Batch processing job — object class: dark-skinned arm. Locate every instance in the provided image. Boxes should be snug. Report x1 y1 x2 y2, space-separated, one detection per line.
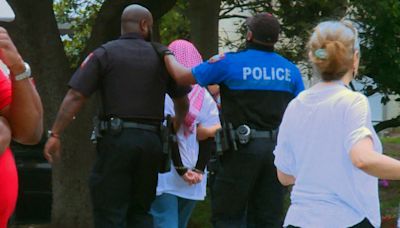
164 55 196 86
0 116 11 155
0 27 43 144
5 77 43 144
43 89 87 163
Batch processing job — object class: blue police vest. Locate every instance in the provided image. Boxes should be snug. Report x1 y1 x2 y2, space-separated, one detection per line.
192 47 304 130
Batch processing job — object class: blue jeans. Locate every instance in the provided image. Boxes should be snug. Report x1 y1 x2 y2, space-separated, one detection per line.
150 193 197 228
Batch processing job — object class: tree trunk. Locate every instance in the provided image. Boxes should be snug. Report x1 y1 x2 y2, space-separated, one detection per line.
3 0 95 227
2 0 176 227
187 0 221 59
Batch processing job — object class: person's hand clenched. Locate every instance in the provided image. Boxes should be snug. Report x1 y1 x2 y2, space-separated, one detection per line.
151 42 174 59
0 27 25 75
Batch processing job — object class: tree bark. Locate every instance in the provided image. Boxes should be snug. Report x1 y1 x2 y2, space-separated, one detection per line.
187 0 221 59
2 0 176 227
374 115 400 133
3 0 95 227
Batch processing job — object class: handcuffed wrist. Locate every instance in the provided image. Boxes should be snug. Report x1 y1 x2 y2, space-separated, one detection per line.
192 168 204 174
175 166 188 176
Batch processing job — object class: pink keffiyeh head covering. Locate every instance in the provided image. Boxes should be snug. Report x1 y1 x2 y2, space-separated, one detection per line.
168 40 205 137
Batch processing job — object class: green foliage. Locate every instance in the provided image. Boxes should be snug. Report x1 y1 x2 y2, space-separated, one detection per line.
276 0 348 62
381 137 400 144
53 0 103 68
350 0 400 99
219 0 348 62
159 0 190 45
53 0 400 118
54 0 189 65
221 1 400 107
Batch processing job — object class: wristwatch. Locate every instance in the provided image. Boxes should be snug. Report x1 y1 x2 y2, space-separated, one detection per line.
14 62 31 81
47 130 60 139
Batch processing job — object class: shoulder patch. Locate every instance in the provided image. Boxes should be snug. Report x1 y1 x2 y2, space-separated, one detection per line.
80 52 94 68
208 53 225 63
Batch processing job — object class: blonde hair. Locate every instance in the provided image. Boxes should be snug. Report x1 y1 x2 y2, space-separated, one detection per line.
308 20 360 81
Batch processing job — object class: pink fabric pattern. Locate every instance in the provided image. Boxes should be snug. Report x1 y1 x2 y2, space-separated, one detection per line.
168 40 205 137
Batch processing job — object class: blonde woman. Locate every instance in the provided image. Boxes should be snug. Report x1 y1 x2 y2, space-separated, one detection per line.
274 20 400 228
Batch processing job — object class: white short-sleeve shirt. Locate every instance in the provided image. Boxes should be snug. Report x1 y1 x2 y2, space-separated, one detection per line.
156 91 220 200
274 83 382 228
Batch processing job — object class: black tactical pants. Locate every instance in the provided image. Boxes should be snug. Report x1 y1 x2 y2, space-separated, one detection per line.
89 128 163 228
211 138 284 228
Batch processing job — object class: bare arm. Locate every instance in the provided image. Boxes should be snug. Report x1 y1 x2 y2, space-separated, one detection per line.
0 27 43 144
0 116 11 155
196 123 221 141
43 89 87 163
164 55 197 86
277 170 295 186
49 89 87 136
350 137 400 180
4 78 43 144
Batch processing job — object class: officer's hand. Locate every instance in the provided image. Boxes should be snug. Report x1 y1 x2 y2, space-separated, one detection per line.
44 137 61 164
0 27 25 75
151 42 173 59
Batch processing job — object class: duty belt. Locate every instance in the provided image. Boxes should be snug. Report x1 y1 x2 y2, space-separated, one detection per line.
99 117 159 133
235 124 277 144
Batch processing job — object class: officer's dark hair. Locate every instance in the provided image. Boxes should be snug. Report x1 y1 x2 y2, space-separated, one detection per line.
246 13 280 45
308 20 360 81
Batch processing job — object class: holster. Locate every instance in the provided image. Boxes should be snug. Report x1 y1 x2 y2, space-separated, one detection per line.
215 122 278 153
159 115 174 173
214 121 238 155
90 116 104 144
90 116 125 144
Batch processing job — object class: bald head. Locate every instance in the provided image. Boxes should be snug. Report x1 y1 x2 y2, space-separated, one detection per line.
121 4 153 40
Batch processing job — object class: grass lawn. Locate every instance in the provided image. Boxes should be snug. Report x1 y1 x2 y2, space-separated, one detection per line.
188 137 400 228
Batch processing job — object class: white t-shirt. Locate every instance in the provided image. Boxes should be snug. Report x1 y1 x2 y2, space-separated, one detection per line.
156 91 220 200
274 83 382 228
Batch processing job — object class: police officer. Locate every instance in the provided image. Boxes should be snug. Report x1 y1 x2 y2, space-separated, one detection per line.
43 4 190 228
156 13 305 228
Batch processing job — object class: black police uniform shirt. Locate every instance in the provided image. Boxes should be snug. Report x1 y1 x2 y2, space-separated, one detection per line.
192 44 305 130
68 33 190 122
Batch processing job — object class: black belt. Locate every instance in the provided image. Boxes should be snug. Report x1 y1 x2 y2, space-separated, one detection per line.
249 129 277 139
235 124 277 144
99 118 159 133
121 122 159 132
